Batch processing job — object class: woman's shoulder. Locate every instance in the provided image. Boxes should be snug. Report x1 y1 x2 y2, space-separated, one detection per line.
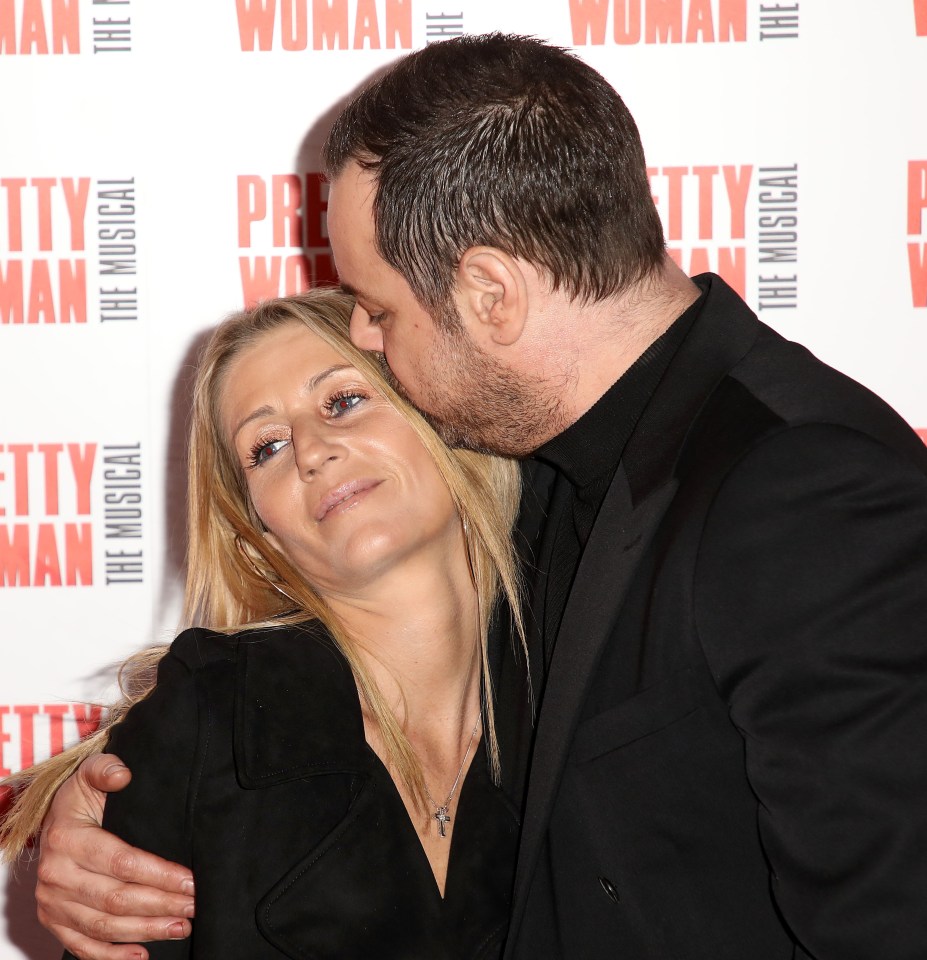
165 619 338 675
136 619 347 751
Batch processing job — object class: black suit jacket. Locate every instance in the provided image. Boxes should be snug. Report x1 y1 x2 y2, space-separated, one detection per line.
502 274 927 959
80 622 519 960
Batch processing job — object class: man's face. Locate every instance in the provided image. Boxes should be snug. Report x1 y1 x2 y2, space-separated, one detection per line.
327 162 562 457
327 163 448 418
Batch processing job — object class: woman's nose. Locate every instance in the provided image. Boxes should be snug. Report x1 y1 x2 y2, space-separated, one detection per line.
292 428 341 480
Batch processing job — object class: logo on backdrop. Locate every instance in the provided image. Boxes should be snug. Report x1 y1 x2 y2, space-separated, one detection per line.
238 172 337 305
235 0 412 51
0 0 133 55
0 443 96 587
648 161 798 311
908 161 927 308
0 441 144 587
425 8 463 42
0 704 103 776
0 176 140 324
101 442 144 585
567 0 798 45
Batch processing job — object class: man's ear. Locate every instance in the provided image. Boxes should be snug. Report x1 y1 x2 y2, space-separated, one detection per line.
455 247 529 347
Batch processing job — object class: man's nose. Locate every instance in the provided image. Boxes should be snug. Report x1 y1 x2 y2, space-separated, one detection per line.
349 304 385 352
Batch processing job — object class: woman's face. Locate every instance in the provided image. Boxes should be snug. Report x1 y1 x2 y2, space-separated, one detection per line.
220 322 462 598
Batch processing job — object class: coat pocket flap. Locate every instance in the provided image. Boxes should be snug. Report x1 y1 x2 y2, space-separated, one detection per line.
571 666 719 763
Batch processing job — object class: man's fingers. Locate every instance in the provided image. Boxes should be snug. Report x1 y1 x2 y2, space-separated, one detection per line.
79 873 195 920
40 895 191 947
78 753 133 795
37 854 195 920
34 755 195 953
104 844 194 895
41 817 194 897
49 922 150 960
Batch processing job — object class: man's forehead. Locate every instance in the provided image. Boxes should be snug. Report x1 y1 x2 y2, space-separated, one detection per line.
328 161 378 223
330 246 383 309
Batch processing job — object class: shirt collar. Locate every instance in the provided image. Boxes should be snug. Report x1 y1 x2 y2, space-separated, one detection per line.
534 282 707 490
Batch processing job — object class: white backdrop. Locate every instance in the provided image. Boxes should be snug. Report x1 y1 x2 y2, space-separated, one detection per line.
2 1 926 955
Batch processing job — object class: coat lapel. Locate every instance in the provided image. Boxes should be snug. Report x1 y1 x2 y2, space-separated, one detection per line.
233 622 513 960
233 621 370 787
233 624 448 959
255 773 455 960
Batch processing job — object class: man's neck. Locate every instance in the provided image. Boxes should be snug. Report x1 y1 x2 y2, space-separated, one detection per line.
560 260 700 426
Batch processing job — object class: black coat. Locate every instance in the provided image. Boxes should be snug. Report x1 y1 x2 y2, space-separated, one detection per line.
82 622 520 959
501 274 927 959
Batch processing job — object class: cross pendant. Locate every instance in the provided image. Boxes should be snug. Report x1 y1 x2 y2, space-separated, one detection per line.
434 806 451 838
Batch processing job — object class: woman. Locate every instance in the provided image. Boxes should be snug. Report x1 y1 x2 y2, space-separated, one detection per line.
1 289 527 959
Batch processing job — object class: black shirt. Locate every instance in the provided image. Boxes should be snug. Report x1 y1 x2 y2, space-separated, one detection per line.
530 288 705 663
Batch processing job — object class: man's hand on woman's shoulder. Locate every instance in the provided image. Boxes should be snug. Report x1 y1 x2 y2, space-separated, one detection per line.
36 753 195 960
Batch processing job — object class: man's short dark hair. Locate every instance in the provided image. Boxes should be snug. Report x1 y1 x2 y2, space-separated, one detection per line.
323 33 666 315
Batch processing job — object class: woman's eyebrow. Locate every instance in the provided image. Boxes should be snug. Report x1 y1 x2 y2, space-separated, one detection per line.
304 363 354 393
231 364 355 442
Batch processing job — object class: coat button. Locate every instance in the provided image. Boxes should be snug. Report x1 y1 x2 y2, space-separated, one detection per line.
598 876 620 903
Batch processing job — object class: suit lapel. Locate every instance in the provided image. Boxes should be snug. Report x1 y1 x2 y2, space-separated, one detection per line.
508 470 679 944
506 274 763 950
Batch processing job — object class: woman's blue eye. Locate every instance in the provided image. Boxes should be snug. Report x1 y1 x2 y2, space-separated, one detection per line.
326 392 366 417
248 438 288 467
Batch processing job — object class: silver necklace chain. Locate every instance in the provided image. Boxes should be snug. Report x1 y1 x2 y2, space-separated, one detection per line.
422 713 481 839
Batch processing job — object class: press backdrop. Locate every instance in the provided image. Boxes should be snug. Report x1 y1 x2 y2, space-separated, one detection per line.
2 2 926 955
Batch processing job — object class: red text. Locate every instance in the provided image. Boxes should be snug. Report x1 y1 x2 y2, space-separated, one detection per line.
0 703 102 775
569 0 746 45
909 161 927 307
0 0 79 54
236 0 412 51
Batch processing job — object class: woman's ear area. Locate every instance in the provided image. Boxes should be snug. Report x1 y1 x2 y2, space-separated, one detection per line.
454 247 529 347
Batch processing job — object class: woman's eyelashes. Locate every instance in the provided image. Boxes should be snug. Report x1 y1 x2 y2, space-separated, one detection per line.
323 389 370 418
247 434 290 468
245 389 372 468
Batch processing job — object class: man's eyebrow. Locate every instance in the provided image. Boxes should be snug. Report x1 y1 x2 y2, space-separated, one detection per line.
339 283 379 307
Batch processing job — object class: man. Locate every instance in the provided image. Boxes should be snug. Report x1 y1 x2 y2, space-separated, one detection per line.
31 35 927 959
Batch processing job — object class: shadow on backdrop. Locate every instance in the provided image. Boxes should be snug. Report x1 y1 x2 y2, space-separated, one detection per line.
294 61 394 275
158 327 218 622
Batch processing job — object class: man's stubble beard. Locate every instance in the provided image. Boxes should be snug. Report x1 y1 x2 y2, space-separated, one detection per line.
376 308 570 458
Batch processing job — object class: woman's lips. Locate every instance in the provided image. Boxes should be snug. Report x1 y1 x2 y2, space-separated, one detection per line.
315 479 382 521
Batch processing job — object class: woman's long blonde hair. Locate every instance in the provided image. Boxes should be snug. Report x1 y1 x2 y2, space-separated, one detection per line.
1 289 525 860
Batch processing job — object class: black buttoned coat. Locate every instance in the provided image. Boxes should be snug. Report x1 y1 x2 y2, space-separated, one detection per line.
70 622 519 959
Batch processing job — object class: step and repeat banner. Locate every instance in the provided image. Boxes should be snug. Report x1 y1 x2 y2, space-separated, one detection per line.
2 1 926 954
